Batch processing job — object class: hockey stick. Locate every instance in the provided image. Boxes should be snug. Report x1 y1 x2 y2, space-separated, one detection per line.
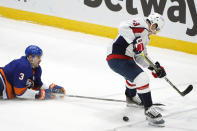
143 55 193 96
63 94 165 106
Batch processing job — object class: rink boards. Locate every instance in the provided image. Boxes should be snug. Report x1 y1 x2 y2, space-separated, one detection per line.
0 1 196 55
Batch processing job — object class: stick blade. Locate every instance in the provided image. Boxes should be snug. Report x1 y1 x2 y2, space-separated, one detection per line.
182 85 193 96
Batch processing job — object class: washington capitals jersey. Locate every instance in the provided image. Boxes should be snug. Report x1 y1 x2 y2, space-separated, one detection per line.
1 56 43 98
107 18 150 68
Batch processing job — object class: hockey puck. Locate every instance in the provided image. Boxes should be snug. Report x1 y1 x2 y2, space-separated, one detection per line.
123 116 129 122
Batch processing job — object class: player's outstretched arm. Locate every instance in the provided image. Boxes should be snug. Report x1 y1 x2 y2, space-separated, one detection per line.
35 84 66 100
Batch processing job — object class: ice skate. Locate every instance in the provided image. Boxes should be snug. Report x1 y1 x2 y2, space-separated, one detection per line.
126 95 143 107
145 106 165 127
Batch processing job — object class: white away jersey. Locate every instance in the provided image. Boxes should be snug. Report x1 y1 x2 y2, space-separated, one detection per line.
107 18 150 68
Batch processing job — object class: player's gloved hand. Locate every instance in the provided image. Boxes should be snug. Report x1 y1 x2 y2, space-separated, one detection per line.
26 79 34 88
133 37 144 54
35 88 46 100
35 84 65 100
148 62 166 78
49 84 66 95
35 88 55 100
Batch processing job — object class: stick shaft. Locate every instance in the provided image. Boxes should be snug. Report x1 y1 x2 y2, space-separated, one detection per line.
64 94 165 106
164 77 183 95
67 94 125 102
143 55 183 96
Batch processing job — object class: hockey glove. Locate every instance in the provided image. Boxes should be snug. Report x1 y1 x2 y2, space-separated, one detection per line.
133 37 144 54
148 62 166 78
35 88 55 100
35 84 66 100
35 88 46 100
49 84 66 95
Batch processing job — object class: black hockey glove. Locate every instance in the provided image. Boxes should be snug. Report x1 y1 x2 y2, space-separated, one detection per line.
148 62 166 78
133 37 144 54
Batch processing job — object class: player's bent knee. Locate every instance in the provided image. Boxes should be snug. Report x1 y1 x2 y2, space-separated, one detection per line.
134 72 149 86
134 72 150 94
125 80 136 89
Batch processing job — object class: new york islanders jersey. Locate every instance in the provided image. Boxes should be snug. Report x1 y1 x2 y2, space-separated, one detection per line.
0 56 43 99
107 18 150 68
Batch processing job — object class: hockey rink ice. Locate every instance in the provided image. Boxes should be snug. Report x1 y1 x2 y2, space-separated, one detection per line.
0 17 197 131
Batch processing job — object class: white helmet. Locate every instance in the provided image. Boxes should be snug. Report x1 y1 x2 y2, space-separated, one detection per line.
147 13 165 31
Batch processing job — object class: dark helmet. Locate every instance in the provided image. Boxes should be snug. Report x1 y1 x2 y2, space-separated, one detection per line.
25 45 43 57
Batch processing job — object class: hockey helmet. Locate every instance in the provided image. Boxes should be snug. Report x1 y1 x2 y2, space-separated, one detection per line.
147 13 165 31
25 45 43 57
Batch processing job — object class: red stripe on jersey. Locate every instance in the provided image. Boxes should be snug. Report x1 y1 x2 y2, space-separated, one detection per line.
106 54 134 61
126 80 136 87
136 84 149 90
131 28 145 34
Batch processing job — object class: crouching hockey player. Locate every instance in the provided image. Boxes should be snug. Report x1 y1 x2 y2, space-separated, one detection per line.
0 45 65 100
106 13 166 127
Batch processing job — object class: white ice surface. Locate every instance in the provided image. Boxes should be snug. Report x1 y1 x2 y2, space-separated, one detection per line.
0 17 197 131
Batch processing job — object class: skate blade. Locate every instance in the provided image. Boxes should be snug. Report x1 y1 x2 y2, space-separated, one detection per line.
148 121 165 127
146 117 165 127
126 103 143 108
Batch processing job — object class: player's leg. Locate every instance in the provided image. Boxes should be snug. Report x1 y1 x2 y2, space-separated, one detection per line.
125 80 142 106
131 72 165 127
0 72 5 99
107 59 143 105
107 59 164 126
108 59 144 105
0 80 3 99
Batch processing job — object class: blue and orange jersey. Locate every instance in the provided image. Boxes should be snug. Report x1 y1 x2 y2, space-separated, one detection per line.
0 56 43 99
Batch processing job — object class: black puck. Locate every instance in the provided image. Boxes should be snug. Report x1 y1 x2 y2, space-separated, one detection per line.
123 116 129 122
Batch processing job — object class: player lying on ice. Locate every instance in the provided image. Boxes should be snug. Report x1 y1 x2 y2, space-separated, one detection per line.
0 45 65 100
106 13 166 127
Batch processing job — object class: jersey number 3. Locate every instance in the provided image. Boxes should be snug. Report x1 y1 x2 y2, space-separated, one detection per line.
19 73 24 80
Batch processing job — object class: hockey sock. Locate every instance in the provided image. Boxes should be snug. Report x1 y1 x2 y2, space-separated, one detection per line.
138 92 153 109
125 87 137 98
